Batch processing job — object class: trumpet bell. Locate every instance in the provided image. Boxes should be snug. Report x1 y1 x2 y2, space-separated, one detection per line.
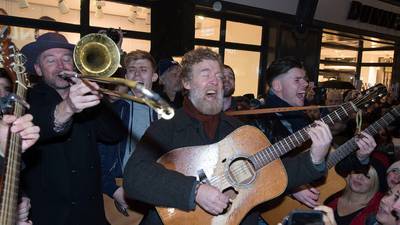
74 33 120 77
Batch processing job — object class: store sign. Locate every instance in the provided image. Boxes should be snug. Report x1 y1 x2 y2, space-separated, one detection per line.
347 1 400 30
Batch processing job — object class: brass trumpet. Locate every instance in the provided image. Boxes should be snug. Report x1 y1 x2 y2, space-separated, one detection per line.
67 33 174 120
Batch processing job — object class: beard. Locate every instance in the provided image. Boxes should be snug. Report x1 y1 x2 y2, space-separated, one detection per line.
189 88 223 115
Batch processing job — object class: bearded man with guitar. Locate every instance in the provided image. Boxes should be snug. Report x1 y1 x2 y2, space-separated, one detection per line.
123 49 334 225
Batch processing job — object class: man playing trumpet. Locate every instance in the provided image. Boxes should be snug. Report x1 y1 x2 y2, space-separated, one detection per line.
21 32 126 225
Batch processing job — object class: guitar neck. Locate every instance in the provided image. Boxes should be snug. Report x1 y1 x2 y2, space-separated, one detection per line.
0 85 27 225
251 102 357 170
326 105 400 169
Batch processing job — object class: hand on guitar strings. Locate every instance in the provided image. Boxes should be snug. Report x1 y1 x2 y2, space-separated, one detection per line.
292 187 320 208
195 184 230 215
0 114 40 154
354 132 376 162
308 120 333 165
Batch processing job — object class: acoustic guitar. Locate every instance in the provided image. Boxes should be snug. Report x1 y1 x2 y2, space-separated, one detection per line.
0 28 30 225
262 103 400 225
155 84 387 225
103 178 144 225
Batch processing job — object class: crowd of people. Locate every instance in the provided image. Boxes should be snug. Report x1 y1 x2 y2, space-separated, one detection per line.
0 21 400 225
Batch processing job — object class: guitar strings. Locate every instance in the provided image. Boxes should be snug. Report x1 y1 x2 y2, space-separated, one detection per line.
208 106 352 186
205 98 368 188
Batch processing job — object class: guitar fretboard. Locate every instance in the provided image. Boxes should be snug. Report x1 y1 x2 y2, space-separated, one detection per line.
0 47 28 225
326 105 400 168
250 102 357 170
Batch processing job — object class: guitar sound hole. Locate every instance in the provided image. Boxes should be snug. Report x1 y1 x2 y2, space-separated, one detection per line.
227 157 256 187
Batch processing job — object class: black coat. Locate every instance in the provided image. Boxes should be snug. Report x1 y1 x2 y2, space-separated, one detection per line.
22 82 126 225
123 108 326 225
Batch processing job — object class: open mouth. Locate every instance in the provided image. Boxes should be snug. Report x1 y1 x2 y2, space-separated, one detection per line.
205 90 218 99
296 92 305 99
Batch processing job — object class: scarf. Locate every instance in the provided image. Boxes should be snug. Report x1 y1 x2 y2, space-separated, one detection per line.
183 97 220 140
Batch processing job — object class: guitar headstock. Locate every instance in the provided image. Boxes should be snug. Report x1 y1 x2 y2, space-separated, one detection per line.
352 84 387 110
0 34 29 90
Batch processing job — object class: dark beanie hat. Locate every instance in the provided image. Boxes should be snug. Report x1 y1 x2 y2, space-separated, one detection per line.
157 59 179 77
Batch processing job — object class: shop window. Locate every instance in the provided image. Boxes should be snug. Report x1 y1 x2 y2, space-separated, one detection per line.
5 27 79 50
319 29 395 89
0 0 80 24
362 50 394 63
363 39 394 48
90 1 150 33
226 21 261 45
320 47 357 63
122 38 150 53
195 16 220 41
318 63 356 82
360 66 392 88
224 49 260 96
322 32 359 47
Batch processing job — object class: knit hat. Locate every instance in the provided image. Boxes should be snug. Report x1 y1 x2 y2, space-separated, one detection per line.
387 160 400 174
157 59 179 77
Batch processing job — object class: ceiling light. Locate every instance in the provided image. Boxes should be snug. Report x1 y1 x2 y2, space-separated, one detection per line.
128 6 138 24
58 0 70 14
95 0 105 18
212 1 222 12
18 0 29 8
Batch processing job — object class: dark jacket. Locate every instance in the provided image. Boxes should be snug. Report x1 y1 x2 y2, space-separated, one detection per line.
251 92 310 145
22 81 126 225
123 108 326 225
98 99 157 197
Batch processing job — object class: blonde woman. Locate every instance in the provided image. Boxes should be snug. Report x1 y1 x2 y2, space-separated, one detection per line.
316 184 400 225
325 153 389 225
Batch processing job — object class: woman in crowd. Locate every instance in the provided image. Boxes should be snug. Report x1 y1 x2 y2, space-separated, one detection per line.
317 184 400 225
324 152 390 225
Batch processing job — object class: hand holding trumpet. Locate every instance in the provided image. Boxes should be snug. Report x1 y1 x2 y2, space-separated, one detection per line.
55 71 102 126
65 78 101 114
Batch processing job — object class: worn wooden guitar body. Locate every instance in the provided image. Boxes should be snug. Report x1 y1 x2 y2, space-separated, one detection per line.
157 126 287 225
